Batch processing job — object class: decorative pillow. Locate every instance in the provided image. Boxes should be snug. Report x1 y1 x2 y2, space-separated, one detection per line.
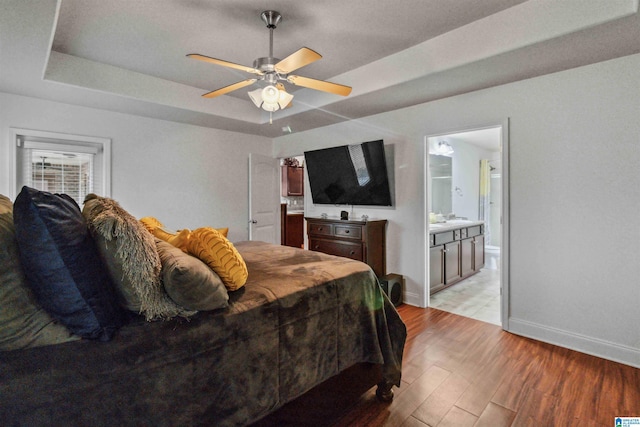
82 195 195 321
0 194 10 215
209 226 229 238
13 187 124 341
154 227 191 252
139 216 163 233
0 194 79 351
156 239 229 311
186 227 248 291
140 217 229 247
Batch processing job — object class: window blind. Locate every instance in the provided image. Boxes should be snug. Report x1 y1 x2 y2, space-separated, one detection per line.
17 137 101 205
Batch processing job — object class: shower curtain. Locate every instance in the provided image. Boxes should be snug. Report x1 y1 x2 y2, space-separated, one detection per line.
479 159 491 245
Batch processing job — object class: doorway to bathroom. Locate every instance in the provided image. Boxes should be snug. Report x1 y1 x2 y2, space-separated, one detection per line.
426 124 509 328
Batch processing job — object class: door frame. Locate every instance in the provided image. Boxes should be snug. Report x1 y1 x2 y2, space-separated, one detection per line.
424 119 510 331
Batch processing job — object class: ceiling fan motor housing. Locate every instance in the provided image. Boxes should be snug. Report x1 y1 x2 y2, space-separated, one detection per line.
253 57 280 73
253 57 282 85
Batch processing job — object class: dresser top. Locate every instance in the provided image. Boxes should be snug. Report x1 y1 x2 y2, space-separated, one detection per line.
305 216 387 226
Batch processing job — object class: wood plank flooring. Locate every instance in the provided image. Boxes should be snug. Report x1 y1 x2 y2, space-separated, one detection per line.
259 305 640 426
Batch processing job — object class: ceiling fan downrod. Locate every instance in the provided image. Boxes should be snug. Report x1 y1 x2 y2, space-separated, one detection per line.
261 10 281 59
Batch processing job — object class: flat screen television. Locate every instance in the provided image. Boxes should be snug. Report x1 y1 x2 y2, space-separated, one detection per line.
304 139 392 206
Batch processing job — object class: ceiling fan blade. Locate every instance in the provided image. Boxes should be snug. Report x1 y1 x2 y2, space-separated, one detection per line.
275 47 322 74
287 75 352 96
202 78 257 98
187 54 262 75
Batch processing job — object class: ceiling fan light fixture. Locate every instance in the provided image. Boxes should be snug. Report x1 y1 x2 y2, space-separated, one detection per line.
261 101 280 112
248 88 263 108
262 85 280 104
277 90 294 109
248 85 294 112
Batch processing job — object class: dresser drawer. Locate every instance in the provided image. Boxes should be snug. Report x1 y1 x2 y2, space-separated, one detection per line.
308 222 333 236
334 225 362 240
309 239 364 261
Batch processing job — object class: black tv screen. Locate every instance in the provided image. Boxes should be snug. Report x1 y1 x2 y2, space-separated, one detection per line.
304 140 392 206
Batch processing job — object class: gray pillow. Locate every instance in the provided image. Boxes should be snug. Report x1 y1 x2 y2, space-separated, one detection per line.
156 239 229 311
82 194 195 320
0 194 79 351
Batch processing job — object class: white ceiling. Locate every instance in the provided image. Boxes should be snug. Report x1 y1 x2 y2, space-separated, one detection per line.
2 0 640 138
445 127 503 152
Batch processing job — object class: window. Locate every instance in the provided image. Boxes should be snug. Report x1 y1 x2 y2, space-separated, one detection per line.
11 129 111 205
348 143 371 187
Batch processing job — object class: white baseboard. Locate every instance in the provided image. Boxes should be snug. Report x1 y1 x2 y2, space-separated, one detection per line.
402 291 422 308
508 317 640 369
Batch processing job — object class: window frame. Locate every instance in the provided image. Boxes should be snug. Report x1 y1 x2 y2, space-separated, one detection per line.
8 128 111 200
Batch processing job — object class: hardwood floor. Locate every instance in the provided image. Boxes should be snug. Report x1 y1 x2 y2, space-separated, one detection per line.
260 305 640 426
336 305 640 426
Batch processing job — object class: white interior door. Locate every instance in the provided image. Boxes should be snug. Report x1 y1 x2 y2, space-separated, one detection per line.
249 153 280 243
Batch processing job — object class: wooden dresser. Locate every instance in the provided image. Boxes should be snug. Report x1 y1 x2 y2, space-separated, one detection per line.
305 217 387 277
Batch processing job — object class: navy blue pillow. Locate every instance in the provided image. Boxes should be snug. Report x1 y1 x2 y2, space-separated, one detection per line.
13 186 124 341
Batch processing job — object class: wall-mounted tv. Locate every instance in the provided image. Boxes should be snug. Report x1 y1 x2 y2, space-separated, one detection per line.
304 139 393 206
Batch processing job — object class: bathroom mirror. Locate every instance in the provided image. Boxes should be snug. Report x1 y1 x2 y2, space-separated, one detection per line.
430 154 452 215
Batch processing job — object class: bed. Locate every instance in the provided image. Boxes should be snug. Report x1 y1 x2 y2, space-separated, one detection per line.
1 240 406 426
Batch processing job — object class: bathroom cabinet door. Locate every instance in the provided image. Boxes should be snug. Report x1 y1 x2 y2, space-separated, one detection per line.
444 241 462 284
473 234 485 271
460 237 474 277
429 245 445 294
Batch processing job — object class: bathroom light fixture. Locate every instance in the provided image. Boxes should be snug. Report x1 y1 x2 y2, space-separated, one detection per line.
435 140 454 155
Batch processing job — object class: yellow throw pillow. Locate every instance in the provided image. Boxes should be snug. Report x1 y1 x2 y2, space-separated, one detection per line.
140 217 228 245
152 227 191 252
140 216 164 233
187 227 248 291
207 226 228 238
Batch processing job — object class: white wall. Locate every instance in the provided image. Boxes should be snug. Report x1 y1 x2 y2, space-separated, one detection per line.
274 53 640 367
449 139 495 221
0 92 272 242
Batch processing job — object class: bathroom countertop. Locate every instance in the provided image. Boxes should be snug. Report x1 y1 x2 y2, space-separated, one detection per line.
428 220 484 234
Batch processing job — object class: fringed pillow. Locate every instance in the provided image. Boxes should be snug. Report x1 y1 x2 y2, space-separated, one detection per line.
82 195 196 321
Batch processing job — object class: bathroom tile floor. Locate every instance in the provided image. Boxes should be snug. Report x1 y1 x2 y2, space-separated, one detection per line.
429 246 501 325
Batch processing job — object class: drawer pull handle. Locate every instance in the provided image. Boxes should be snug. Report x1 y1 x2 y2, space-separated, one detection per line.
318 227 323 231
350 251 356 255
314 245 320 249
345 230 350 233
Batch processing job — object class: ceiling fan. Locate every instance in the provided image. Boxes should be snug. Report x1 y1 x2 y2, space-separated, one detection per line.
187 10 352 116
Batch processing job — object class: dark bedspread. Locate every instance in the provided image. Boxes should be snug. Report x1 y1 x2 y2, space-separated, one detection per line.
1 241 406 427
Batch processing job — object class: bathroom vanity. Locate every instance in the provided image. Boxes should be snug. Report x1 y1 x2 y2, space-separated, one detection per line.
429 221 484 295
